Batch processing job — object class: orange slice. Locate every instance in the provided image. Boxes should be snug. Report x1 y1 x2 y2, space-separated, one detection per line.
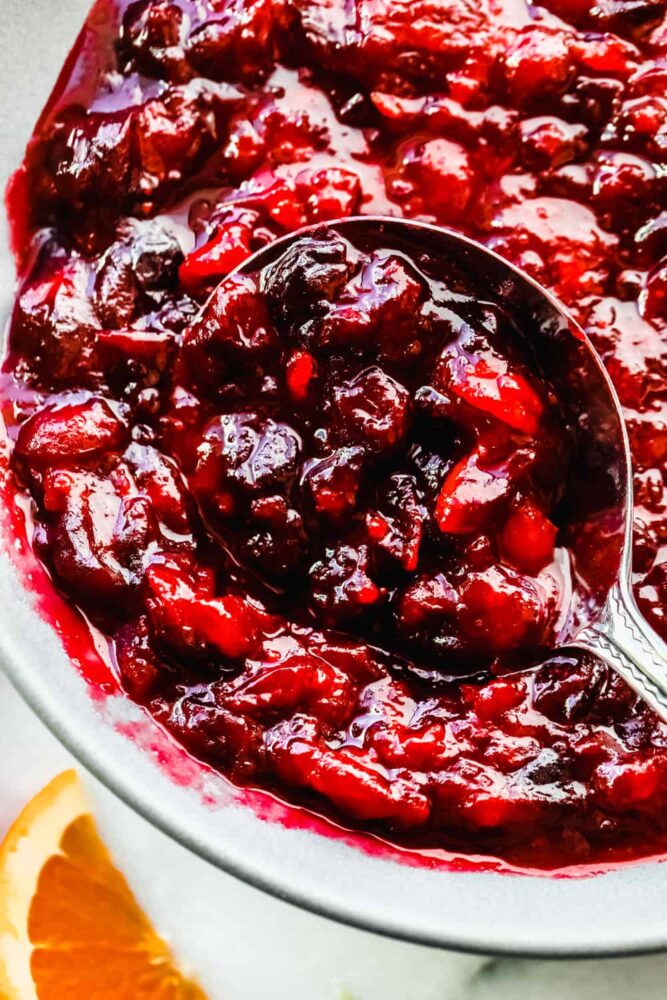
0 770 207 999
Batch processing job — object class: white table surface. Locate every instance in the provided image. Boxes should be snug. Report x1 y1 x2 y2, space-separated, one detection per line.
1 3 666 996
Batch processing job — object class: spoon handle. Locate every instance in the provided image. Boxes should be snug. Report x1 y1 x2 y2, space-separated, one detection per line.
575 579 667 724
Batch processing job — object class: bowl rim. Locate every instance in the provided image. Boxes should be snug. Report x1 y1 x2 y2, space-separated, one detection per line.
3 222 667 962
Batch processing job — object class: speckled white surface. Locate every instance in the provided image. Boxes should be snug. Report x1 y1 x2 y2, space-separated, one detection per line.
1 3 667 996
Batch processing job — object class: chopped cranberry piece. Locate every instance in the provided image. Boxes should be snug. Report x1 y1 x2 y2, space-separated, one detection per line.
179 219 254 292
12 259 100 384
503 28 574 102
41 82 237 220
486 196 618 301
316 251 425 356
124 442 193 535
592 151 661 220
44 110 134 209
458 564 557 651
95 219 183 327
329 366 411 454
435 446 515 535
595 759 662 808
473 679 525 722
641 261 667 322
120 1 190 79
270 733 430 827
390 137 477 223
433 340 544 434
95 329 175 381
38 468 157 602
574 33 639 77
133 83 226 197
194 411 301 512
459 785 542 831
293 0 488 90
253 175 309 230
397 573 459 631
369 474 424 571
182 273 277 389
295 167 362 223
154 693 265 780
300 446 364 518
238 495 307 577
263 235 354 328
613 96 667 159
371 720 455 771
285 349 316 402
185 0 287 81
15 397 127 465
226 650 355 725
145 560 274 660
519 116 588 170
310 543 384 623
116 616 165 700
585 296 666 408
501 500 558 574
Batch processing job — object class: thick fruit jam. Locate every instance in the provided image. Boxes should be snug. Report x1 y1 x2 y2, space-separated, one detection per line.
3 0 667 868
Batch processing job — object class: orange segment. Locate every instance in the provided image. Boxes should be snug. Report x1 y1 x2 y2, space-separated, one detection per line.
0 770 207 1000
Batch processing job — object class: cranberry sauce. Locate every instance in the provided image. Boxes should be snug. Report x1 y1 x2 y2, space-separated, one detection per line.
2 0 667 868
186 226 579 647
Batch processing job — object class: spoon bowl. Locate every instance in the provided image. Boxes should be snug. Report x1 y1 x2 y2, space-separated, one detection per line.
232 215 667 717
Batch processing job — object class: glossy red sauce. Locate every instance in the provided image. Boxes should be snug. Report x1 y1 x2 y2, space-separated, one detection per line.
2 0 667 870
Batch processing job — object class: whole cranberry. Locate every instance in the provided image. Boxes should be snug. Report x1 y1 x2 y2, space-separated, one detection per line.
121 0 189 79
263 235 354 330
503 28 574 103
238 496 307 577
328 366 411 455
392 137 477 223
194 412 302 510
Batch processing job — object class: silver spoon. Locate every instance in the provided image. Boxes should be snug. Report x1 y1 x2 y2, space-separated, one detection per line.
230 214 667 721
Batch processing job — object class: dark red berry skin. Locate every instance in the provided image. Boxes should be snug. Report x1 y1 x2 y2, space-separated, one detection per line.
3 0 667 871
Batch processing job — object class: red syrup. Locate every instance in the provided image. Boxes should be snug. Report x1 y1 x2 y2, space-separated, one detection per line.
2 0 667 874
